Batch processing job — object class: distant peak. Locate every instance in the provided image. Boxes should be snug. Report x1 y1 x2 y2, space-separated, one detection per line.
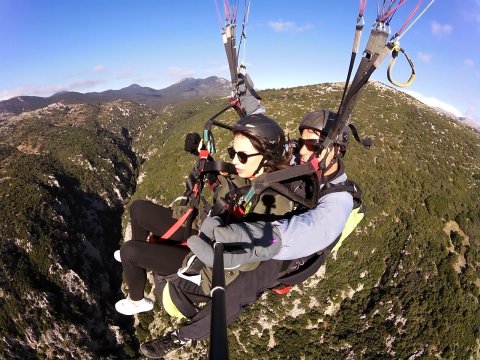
52 90 69 96
174 77 195 85
126 84 143 89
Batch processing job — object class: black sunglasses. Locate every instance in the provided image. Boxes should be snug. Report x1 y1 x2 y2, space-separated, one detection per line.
298 138 321 152
227 147 261 164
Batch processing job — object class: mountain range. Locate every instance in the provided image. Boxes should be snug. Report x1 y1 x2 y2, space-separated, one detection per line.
0 79 479 359
0 76 231 115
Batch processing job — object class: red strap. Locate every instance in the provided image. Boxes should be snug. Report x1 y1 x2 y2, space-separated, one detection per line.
199 149 209 160
309 156 319 171
192 183 199 197
160 207 194 240
148 235 188 247
232 204 245 219
272 285 292 295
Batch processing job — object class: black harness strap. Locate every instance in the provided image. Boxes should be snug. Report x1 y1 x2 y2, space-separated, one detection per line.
274 179 362 286
268 182 318 209
321 180 362 209
348 123 373 148
275 234 341 286
246 159 351 214
210 177 241 218
251 158 319 194
181 161 237 206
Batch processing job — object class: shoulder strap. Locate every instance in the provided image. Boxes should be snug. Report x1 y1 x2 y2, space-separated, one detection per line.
319 179 362 209
244 159 321 211
269 181 318 209
181 160 237 206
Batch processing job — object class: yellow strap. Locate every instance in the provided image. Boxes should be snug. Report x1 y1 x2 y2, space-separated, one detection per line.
162 281 187 319
387 44 416 87
331 207 364 254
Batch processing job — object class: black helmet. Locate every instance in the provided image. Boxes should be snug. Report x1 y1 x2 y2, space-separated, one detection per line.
233 113 286 155
299 110 337 136
299 110 349 154
232 113 288 172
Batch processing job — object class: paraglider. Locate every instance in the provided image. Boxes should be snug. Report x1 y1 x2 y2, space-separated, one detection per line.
114 1 437 358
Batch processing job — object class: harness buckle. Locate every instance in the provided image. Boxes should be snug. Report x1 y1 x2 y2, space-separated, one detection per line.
232 204 245 218
293 259 305 271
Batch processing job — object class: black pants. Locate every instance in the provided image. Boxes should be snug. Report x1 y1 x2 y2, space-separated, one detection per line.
177 259 283 340
121 200 284 341
120 200 190 301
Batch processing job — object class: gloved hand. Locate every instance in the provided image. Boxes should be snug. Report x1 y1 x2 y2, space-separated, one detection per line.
187 234 215 268
188 220 282 268
187 216 222 268
237 73 265 116
199 216 223 241
186 216 223 267
239 88 265 116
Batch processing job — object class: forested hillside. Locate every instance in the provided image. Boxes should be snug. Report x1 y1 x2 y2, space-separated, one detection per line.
0 82 479 359
0 101 159 358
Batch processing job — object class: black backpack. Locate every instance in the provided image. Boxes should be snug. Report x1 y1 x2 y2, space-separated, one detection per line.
272 179 363 293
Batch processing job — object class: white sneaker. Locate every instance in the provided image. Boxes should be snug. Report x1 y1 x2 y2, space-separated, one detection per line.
114 250 121 262
115 297 154 315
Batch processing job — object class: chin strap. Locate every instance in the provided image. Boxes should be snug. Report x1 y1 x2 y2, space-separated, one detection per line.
251 157 266 178
314 146 338 175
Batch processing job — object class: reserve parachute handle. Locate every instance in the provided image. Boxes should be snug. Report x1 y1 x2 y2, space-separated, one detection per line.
387 42 416 87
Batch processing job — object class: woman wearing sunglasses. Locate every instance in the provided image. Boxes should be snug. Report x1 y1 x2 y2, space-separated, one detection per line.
227 113 290 179
114 113 293 317
190 109 353 267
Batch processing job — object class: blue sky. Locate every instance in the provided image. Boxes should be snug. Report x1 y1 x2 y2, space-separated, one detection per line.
1 1 479 125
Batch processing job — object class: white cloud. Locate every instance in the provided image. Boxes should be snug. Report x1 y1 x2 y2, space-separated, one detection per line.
166 67 194 79
462 59 480 78
268 21 294 32
93 65 106 73
464 102 480 126
403 89 463 117
418 52 432 63
268 20 313 32
115 68 156 83
431 21 453 38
